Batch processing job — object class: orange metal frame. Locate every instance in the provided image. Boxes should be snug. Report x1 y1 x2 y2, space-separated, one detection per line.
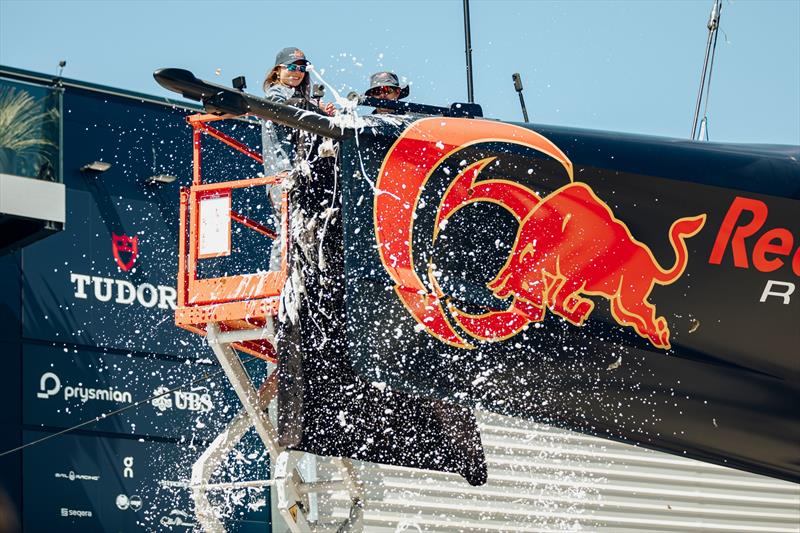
176 113 287 362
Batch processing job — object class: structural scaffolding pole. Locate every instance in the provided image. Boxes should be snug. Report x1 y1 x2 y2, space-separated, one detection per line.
691 0 722 140
463 0 475 103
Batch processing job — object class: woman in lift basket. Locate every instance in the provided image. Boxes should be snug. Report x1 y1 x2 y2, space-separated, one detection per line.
262 46 335 271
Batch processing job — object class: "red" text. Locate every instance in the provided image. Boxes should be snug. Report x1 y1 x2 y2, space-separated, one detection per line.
709 196 800 277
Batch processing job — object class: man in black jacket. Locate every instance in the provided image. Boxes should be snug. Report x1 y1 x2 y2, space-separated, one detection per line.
365 71 410 114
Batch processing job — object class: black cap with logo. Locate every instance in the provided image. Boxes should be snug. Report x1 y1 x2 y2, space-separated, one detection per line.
365 71 410 99
274 47 308 67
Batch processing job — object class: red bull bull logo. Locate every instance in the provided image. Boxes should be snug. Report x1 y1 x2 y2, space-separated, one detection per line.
373 118 706 350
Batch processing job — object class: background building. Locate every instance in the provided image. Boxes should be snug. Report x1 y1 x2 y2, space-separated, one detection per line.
0 65 272 532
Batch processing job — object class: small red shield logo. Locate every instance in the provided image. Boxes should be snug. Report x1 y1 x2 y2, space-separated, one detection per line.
111 233 138 271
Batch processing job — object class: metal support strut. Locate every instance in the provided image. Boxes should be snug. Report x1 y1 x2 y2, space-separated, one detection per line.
690 0 722 140
189 322 364 533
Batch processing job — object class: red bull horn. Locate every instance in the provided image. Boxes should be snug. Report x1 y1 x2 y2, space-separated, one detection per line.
374 118 706 350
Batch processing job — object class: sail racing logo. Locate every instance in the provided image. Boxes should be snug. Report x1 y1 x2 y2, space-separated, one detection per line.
54 470 100 482
373 117 706 350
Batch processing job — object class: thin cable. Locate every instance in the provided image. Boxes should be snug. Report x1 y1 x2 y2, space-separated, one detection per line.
691 0 721 139
701 20 720 129
0 353 262 458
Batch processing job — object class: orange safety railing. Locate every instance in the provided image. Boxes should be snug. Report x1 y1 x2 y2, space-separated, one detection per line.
175 114 287 362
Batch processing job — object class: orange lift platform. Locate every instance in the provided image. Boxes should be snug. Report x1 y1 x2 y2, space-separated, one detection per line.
175 113 287 362
175 114 363 533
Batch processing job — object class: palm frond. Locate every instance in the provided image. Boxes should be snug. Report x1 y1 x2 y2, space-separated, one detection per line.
0 86 60 176
0 87 59 153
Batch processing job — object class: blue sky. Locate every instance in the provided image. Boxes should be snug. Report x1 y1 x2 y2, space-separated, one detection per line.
1 0 798 144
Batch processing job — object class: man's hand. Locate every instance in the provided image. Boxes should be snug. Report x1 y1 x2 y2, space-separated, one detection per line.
320 102 336 116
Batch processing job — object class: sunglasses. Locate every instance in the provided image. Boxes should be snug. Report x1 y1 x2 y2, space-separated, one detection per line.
284 64 307 73
373 86 400 96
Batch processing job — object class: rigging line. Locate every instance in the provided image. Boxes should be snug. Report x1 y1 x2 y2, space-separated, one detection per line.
701 16 721 125
0 352 263 458
691 0 722 140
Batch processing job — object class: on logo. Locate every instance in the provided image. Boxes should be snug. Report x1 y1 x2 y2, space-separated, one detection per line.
112 233 139 272
37 372 61 399
123 456 134 479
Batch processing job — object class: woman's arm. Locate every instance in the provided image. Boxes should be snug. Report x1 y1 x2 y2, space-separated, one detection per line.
265 84 336 115
264 85 292 104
